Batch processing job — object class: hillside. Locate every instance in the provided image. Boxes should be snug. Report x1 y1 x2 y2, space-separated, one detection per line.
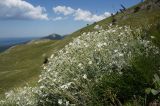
0 40 60 94
0 38 35 53
0 0 160 98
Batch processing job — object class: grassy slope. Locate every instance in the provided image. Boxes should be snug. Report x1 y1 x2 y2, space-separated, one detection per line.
0 40 61 94
0 0 160 95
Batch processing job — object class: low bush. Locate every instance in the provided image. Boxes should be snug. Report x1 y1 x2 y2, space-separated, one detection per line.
37 25 160 105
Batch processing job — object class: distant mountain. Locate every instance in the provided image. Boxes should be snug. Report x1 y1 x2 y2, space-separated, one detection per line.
41 33 64 40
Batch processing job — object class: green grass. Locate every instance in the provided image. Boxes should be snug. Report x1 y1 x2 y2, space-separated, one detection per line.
0 0 160 97
0 40 59 94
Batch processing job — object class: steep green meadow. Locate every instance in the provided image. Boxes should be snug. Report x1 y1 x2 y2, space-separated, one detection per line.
0 40 59 94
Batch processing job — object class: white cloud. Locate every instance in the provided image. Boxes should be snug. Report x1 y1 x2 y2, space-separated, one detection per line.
53 6 75 15
0 0 48 20
74 9 111 22
53 6 111 22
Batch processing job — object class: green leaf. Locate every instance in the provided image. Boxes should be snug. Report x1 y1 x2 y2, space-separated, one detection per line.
151 89 159 95
154 74 160 82
145 88 151 94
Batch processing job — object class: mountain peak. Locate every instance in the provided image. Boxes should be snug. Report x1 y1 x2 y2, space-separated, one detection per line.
41 33 64 40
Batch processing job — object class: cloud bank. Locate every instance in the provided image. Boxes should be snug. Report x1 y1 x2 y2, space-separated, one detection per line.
53 6 75 15
0 0 48 20
53 6 111 22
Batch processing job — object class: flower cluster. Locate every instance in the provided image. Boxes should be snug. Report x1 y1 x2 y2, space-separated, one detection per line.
38 25 159 105
94 24 102 30
0 87 39 106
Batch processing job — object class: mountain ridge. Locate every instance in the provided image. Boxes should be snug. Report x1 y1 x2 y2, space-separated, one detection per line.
40 33 64 40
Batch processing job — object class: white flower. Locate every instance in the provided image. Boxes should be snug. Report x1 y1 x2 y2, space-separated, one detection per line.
78 63 82 66
112 29 116 32
109 23 112 26
124 43 127 46
60 82 73 90
38 79 42 83
94 25 102 30
103 42 107 46
50 54 54 59
83 74 87 79
43 66 47 70
119 71 123 75
88 61 92 65
114 49 118 53
151 36 155 39
119 53 124 57
84 43 89 47
40 85 45 89
66 101 69 106
78 63 83 69
58 99 63 105
83 32 86 35
69 42 73 46
47 69 51 72
97 43 103 48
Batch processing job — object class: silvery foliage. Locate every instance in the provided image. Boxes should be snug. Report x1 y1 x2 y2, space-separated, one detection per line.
0 25 159 106
0 87 39 106
94 24 103 30
38 25 159 105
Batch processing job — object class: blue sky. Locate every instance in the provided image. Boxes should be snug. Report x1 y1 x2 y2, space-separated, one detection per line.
0 0 141 38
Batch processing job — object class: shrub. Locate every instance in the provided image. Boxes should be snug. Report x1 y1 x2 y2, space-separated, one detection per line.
0 87 39 106
38 25 159 105
134 6 141 13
